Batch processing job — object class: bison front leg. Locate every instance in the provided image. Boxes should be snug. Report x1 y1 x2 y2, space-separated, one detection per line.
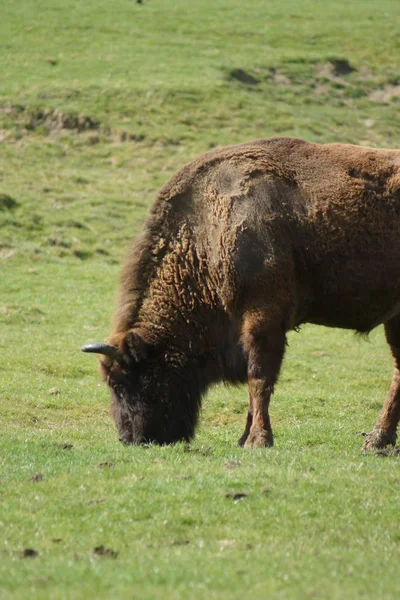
363 316 400 451
239 315 286 448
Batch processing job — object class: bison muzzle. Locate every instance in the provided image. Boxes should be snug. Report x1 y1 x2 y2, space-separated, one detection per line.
82 137 400 450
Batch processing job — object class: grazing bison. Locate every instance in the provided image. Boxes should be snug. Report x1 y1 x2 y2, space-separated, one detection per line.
82 137 400 450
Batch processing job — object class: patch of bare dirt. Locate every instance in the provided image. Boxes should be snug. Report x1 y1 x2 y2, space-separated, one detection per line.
1 104 25 116
225 492 249 502
19 548 38 558
115 131 145 143
0 249 15 259
26 109 100 132
93 545 118 558
218 539 235 550
317 62 354 85
369 84 400 103
224 459 241 469
1 104 101 134
314 59 357 98
328 58 356 76
313 83 331 97
259 67 291 85
2 104 149 144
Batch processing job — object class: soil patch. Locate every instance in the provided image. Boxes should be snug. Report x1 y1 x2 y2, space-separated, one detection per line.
328 58 356 76
369 84 400 103
2 104 148 144
93 545 118 558
224 459 241 469
19 548 38 558
26 109 100 133
225 492 249 501
256 67 291 85
229 69 260 86
316 58 355 85
172 540 190 546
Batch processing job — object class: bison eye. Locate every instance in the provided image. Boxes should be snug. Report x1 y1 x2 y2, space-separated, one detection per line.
106 375 124 395
111 381 123 394
106 366 127 386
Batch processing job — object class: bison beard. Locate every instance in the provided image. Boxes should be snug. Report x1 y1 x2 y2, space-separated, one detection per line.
82 137 400 450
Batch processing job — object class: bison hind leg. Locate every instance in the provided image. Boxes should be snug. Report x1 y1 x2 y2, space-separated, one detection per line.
363 315 400 452
362 427 397 451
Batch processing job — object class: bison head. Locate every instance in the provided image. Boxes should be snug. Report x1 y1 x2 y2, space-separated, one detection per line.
82 330 201 445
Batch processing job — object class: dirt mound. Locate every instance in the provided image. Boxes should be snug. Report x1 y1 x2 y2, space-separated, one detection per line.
229 69 260 86
0 193 18 211
328 58 355 76
26 109 100 132
317 58 356 82
2 104 149 144
268 68 290 85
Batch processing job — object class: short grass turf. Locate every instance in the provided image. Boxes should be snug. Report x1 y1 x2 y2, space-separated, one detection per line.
1 1 400 598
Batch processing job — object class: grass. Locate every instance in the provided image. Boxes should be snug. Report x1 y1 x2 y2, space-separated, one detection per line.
1 1 400 598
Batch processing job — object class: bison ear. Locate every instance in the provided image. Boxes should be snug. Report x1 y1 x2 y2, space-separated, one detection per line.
123 329 150 363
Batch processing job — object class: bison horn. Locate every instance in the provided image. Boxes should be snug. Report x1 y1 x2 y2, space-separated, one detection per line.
81 343 121 361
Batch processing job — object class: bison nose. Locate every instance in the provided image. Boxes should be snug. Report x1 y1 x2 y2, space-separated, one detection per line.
118 432 133 445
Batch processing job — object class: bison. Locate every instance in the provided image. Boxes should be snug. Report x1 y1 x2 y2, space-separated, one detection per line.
82 137 400 450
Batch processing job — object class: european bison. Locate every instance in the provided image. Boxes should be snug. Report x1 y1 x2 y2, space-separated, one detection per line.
83 137 400 450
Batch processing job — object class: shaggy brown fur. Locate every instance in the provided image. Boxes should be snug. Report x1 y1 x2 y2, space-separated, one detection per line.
85 137 400 449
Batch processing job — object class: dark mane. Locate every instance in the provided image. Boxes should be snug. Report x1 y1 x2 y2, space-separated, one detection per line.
112 228 157 334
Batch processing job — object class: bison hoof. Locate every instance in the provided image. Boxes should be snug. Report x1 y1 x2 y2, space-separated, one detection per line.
244 429 274 449
362 427 397 451
237 432 250 447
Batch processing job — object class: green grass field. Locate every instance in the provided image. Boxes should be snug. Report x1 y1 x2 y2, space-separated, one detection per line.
1 1 400 598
